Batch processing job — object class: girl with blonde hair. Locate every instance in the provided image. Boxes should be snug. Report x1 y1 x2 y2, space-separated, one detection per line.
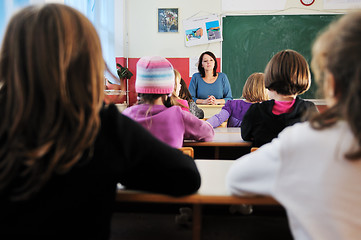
207 72 268 128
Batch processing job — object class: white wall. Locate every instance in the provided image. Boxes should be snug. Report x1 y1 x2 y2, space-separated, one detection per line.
124 0 350 60
126 0 222 58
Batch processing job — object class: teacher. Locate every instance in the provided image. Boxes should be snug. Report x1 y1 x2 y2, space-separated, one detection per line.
189 51 233 105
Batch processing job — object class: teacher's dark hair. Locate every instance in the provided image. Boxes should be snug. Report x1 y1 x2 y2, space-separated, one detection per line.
0 4 104 200
198 51 218 77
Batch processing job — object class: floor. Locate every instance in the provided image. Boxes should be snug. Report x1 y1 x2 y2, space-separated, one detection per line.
110 203 293 240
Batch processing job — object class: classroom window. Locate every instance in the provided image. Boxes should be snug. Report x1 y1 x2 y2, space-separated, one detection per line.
0 0 32 45
64 0 118 81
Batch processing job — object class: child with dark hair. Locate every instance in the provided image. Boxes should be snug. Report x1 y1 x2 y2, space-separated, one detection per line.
227 11 361 240
241 50 318 147
177 77 204 119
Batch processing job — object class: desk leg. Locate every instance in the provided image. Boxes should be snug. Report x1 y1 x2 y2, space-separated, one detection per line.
214 147 220 159
192 204 202 240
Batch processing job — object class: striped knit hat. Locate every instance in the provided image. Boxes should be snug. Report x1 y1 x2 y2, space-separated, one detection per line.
136 56 175 94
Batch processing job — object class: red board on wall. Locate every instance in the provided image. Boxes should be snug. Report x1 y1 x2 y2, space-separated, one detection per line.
115 57 220 106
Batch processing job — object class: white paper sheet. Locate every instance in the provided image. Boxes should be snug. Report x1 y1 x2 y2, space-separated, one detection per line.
183 14 222 47
189 57 199 77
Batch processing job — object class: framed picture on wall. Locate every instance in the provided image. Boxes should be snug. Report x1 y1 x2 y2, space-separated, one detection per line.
158 8 178 32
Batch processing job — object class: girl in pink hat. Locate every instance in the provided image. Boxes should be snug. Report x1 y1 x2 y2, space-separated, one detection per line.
122 56 214 148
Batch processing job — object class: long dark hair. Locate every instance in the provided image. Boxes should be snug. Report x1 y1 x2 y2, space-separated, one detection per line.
311 12 361 160
179 78 193 102
197 51 218 77
0 4 104 200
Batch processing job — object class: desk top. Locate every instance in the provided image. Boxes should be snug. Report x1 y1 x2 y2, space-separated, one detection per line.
183 127 251 147
116 160 277 205
197 104 224 109
195 160 235 196
214 127 241 133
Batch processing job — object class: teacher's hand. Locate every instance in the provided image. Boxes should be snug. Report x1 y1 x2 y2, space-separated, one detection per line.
206 95 217 105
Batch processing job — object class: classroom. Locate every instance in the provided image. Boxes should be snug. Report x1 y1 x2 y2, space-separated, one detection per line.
1 0 361 240
110 0 348 110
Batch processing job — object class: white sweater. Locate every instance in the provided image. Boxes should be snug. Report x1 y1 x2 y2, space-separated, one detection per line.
226 121 361 240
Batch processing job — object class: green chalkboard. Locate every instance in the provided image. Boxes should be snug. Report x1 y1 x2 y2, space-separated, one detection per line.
222 14 340 99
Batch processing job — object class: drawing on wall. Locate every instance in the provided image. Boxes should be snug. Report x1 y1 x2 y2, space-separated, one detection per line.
185 28 203 40
206 20 221 40
158 8 178 32
183 14 222 47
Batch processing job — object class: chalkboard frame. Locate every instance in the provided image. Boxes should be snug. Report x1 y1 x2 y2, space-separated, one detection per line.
222 14 341 99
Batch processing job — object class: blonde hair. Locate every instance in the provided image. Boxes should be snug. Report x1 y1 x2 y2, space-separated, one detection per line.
170 69 188 109
0 4 104 200
242 73 269 102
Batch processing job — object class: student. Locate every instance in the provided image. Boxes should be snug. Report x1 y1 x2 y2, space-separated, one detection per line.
171 69 205 119
122 56 214 149
0 4 201 239
207 72 268 128
178 77 205 119
241 49 318 147
227 11 361 240
170 69 190 112
189 51 233 105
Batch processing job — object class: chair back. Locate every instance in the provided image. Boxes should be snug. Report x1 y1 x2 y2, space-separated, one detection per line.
250 147 259 152
179 147 194 158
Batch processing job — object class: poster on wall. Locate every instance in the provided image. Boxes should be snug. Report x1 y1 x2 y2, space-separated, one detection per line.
158 8 178 32
183 14 222 47
324 0 361 9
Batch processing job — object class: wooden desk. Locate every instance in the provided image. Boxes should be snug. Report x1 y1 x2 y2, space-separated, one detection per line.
116 160 278 240
183 128 252 159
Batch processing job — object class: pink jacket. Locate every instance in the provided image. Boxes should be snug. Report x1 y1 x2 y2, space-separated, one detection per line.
122 104 214 148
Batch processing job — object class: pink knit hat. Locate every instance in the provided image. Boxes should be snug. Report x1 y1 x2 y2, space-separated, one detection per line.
135 56 175 94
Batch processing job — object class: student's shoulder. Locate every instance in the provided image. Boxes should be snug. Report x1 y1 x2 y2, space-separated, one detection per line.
233 99 253 106
222 99 243 112
179 106 203 120
163 105 184 115
295 97 317 111
101 103 123 118
100 104 138 128
177 99 189 107
121 104 142 116
243 100 273 117
277 121 320 149
250 100 274 110
224 99 242 107
296 97 315 105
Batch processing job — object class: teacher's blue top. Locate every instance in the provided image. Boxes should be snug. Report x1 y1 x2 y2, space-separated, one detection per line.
189 72 233 102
